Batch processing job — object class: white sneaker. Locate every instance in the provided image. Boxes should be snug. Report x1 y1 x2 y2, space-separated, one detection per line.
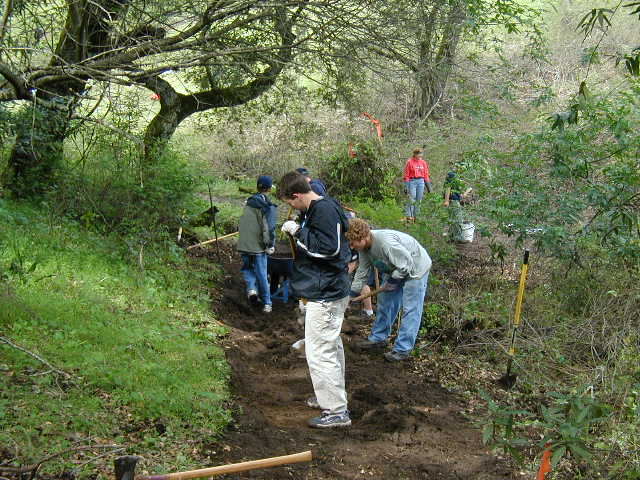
262 304 272 313
247 289 258 303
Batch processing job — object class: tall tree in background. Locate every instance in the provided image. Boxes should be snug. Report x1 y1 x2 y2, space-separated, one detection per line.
326 0 541 120
0 0 363 196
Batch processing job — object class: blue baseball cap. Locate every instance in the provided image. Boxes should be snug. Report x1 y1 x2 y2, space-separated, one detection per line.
257 175 272 190
296 167 310 177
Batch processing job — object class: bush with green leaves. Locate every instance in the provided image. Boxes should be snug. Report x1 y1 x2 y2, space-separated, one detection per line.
47 146 198 238
320 140 396 201
467 80 640 264
480 389 611 474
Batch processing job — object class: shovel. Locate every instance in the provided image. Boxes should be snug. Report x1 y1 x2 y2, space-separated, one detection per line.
498 249 530 389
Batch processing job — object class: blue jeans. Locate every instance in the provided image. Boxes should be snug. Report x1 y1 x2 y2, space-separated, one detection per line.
368 272 429 354
405 178 425 218
241 253 271 305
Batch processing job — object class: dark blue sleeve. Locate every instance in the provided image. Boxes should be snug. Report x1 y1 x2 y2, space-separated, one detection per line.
296 201 344 260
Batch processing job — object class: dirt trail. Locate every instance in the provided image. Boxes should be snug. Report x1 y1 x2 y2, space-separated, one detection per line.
204 245 515 479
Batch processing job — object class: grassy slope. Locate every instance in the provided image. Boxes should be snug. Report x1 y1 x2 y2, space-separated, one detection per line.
0 199 230 476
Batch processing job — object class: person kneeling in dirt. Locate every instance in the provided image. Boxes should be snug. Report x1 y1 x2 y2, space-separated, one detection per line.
278 171 352 428
347 218 431 362
237 175 277 314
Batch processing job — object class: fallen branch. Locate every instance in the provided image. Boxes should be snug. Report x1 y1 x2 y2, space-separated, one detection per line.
72 447 126 473
0 336 72 379
0 445 121 475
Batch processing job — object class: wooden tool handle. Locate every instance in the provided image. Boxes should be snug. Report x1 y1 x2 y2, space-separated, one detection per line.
351 286 385 302
186 231 239 250
139 451 312 480
287 233 297 260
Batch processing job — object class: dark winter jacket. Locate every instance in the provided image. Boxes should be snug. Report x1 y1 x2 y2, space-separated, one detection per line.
290 196 351 301
236 193 277 254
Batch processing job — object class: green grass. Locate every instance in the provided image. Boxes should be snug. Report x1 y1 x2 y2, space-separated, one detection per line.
0 199 230 474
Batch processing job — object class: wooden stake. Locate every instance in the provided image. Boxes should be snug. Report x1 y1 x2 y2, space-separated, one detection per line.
186 231 239 250
139 451 312 480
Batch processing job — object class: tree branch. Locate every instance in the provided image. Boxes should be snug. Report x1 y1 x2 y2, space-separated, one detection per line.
0 0 12 44
0 445 121 475
0 61 27 97
0 336 73 379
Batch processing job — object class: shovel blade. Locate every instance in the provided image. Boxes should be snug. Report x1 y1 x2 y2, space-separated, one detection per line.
497 373 518 390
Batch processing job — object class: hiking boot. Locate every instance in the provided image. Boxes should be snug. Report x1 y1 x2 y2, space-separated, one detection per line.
262 304 272 313
356 339 388 350
306 396 321 409
308 411 351 429
384 350 410 362
247 289 258 304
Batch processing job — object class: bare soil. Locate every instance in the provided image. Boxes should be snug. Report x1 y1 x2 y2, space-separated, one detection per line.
202 243 517 480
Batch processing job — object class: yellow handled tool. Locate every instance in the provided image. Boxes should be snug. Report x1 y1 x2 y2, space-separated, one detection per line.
499 249 530 389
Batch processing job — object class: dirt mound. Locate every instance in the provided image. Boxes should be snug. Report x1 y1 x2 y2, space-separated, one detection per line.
204 246 516 479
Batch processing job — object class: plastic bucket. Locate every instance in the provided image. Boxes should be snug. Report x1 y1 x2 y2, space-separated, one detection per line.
460 222 475 243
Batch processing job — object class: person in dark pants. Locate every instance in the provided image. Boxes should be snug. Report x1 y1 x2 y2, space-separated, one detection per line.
278 171 352 428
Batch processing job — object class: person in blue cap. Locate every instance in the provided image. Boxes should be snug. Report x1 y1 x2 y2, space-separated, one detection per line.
296 167 327 196
237 175 278 313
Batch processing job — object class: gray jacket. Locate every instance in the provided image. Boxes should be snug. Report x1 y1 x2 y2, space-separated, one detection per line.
351 229 431 292
236 193 276 254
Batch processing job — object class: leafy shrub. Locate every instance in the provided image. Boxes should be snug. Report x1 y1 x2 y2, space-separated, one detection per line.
320 140 396 201
48 147 197 237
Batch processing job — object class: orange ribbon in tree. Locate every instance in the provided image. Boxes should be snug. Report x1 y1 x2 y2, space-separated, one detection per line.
362 112 383 138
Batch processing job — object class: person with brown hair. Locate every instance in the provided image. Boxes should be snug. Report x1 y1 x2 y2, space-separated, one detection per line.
402 147 431 222
277 171 352 428
346 218 431 362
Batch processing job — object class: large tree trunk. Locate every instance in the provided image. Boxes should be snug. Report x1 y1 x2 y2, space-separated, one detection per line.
2 104 68 197
415 1 466 118
1 0 130 196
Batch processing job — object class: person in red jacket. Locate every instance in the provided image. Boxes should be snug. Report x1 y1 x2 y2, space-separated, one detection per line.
402 148 431 222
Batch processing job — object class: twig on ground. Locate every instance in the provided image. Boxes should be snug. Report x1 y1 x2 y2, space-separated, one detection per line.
72 447 126 473
0 336 72 379
0 445 121 476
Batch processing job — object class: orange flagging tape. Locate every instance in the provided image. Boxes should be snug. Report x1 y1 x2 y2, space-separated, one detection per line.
536 445 552 480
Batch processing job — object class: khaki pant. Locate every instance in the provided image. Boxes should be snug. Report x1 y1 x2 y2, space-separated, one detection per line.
304 296 349 414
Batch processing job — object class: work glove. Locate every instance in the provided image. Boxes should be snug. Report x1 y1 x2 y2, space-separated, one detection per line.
281 220 300 236
381 277 405 291
265 246 275 255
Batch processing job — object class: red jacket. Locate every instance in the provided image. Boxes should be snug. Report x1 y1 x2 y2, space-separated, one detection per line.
403 156 430 182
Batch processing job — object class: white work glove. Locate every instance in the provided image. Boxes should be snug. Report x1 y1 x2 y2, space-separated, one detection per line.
281 220 300 236
265 246 275 255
